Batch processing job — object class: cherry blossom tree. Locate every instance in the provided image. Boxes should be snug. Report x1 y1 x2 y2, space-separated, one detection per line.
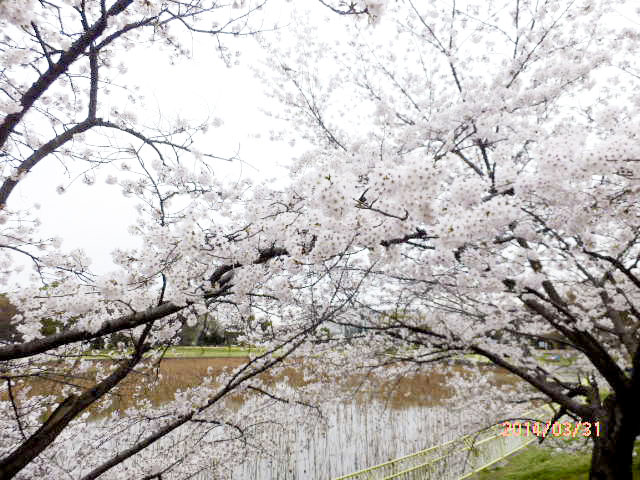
5 0 640 478
0 0 394 478
247 1 640 479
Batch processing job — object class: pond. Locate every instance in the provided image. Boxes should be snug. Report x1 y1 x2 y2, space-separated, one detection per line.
8 356 522 479
130 357 518 479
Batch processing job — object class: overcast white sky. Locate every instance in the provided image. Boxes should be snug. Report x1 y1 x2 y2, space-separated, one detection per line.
11 2 309 278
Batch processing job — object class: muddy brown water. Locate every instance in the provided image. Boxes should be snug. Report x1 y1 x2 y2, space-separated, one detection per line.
6 356 522 417
2 357 525 479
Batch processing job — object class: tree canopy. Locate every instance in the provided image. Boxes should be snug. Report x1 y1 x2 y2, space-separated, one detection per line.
252 2 640 478
1 1 640 479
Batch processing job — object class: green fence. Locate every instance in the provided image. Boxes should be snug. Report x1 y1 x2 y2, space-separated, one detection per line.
333 404 555 480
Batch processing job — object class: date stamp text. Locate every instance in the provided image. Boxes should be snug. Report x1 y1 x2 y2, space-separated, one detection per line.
501 421 601 438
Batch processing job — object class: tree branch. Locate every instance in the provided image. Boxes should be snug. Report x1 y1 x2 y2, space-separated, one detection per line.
0 0 133 151
0 336 151 479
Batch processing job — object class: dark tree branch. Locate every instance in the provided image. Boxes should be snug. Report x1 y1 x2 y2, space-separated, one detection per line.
583 248 640 291
30 22 54 68
0 0 133 153
471 345 593 419
77 315 323 480
522 297 629 396
0 118 97 207
316 0 369 16
0 329 151 479
246 384 323 418
0 301 181 361
2 376 26 441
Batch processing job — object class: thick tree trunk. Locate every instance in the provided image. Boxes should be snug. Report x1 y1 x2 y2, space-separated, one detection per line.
0 346 148 479
589 398 637 480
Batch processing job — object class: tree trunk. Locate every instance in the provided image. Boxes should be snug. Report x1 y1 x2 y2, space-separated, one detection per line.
589 397 637 480
0 346 148 479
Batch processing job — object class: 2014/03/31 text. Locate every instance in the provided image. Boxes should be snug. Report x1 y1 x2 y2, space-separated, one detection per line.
501 421 600 438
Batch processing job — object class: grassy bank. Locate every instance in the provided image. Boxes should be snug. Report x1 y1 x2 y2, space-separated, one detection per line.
159 345 261 358
84 345 262 359
471 441 640 480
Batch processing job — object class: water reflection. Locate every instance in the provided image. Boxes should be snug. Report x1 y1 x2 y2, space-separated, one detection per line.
5 356 520 479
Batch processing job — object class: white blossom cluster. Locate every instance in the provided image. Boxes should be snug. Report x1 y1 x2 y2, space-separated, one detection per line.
1 0 640 478
253 0 640 404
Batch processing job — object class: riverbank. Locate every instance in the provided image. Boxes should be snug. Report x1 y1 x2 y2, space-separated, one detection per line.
471 438 640 480
83 345 261 359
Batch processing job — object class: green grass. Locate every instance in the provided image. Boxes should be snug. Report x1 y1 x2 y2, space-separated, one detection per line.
471 440 640 480
160 345 262 358
536 352 577 367
471 446 590 480
83 345 262 359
